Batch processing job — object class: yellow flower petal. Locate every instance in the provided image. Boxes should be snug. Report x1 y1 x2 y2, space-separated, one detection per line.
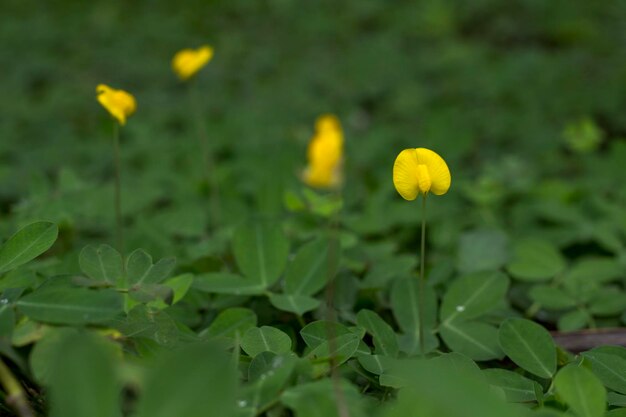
303 114 344 189
172 45 214 80
393 148 451 200
415 148 451 195
315 114 342 135
96 84 136 126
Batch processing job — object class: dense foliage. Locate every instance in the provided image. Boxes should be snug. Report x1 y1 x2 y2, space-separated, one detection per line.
2 0 626 416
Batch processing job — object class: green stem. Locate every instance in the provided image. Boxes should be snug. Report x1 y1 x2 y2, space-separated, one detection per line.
187 83 221 230
419 194 427 357
323 190 350 417
112 122 124 254
0 359 33 417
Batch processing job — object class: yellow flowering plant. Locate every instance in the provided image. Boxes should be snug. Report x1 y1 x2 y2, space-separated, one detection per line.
393 147 451 355
173 45 221 230
303 114 344 189
172 45 214 81
96 84 136 252
96 84 136 126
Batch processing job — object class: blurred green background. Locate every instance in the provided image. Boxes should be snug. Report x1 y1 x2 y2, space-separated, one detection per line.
2 0 626 270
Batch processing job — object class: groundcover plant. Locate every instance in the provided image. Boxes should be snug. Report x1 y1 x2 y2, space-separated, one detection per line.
2 1 626 416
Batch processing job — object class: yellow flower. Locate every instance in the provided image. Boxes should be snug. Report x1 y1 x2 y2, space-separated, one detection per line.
96 84 136 126
393 148 451 200
303 114 344 189
172 45 214 80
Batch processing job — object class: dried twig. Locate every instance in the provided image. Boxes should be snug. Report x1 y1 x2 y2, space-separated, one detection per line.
551 328 626 353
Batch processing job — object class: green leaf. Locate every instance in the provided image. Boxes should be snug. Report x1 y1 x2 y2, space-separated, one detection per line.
114 305 179 347
558 309 590 332
0 222 58 273
607 392 626 407
300 321 369 356
356 309 399 358
588 288 626 316
30 327 80 384
457 229 510 273
243 354 296 412
307 333 361 365
268 293 320 316
203 307 257 340
581 351 626 394
440 320 504 361
390 277 439 354
498 318 556 378
529 285 577 310
281 379 364 417
391 277 437 334
379 358 526 417
565 257 623 285
17 287 123 325
48 332 121 417
361 255 417 289
440 271 509 323
241 326 292 357
284 238 338 296
147 273 193 309
232 219 289 287
357 354 396 376
133 342 237 417
128 284 173 304
483 369 541 403
554 365 606 417
606 409 626 417
193 272 265 295
78 244 123 285
126 249 176 286
507 238 566 282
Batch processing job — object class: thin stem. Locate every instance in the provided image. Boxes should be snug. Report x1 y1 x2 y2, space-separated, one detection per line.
0 359 33 417
187 82 221 230
323 190 350 417
419 194 427 357
112 122 124 254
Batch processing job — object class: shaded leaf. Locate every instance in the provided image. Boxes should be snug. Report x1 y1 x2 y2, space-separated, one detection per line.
79 244 123 285
507 238 566 282
554 365 606 417
498 318 556 378
268 293 320 316
232 220 289 287
285 238 338 296
356 309 399 358
17 287 123 325
241 326 292 357
440 320 504 361
0 222 58 273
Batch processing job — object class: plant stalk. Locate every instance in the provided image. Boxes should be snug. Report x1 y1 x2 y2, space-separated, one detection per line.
0 359 33 417
419 194 427 357
187 82 221 230
112 122 124 254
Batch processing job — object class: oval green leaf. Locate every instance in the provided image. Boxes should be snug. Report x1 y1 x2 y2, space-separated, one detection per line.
498 318 556 378
0 222 58 274
506 238 566 282
440 271 509 323
17 287 123 325
554 365 606 417
232 220 289 287
241 326 292 357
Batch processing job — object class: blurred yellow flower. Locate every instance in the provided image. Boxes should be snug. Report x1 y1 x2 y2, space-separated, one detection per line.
96 84 136 126
172 45 214 80
303 114 344 189
393 148 451 200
